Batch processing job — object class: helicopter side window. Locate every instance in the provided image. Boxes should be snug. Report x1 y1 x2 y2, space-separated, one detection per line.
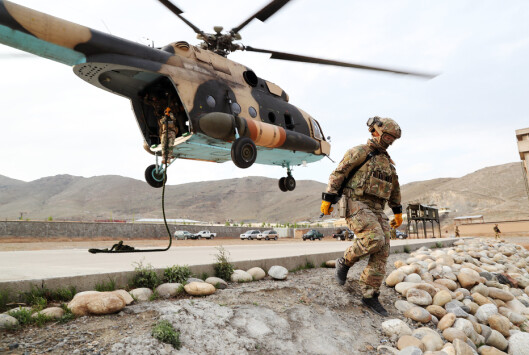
206 95 216 108
284 113 294 130
310 118 323 140
231 102 241 115
268 112 276 123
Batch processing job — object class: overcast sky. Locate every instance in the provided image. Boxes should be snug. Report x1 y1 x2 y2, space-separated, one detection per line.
0 0 527 187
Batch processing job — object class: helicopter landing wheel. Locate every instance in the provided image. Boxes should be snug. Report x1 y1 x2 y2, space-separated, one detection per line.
285 175 296 191
145 164 166 188
231 137 257 169
278 177 288 192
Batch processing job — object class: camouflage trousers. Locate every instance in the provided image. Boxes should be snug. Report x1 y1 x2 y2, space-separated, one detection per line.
495 232 500 239
161 129 176 161
343 200 390 298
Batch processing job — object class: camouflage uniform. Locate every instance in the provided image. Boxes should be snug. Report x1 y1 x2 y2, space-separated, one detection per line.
455 226 460 238
159 112 178 160
326 139 401 298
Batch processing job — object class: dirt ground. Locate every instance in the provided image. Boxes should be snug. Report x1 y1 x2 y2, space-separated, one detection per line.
0 253 407 355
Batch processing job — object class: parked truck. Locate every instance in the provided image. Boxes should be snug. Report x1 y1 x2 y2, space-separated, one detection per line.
193 230 216 239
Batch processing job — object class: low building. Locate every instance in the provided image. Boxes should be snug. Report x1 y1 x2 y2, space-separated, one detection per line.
453 215 484 225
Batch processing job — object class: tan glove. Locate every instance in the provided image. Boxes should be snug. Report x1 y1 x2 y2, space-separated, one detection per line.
390 213 403 228
320 200 334 215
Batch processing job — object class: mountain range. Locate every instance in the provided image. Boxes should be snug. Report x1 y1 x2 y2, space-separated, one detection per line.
0 162 527 224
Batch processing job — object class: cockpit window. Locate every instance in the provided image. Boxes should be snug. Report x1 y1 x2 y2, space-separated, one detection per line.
311 118 323 140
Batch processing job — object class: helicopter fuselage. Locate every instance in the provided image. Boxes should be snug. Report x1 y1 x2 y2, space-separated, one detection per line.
0 0 330 169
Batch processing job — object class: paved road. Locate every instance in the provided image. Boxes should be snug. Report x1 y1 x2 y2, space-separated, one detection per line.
0 238 449 282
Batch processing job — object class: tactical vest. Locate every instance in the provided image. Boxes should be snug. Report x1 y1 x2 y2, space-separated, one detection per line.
346 153 395 201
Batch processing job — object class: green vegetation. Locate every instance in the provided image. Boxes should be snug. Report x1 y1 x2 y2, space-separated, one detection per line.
59 304 75 323
149 290 160 301
290 260 316 273
95 278 117 292
199 272 209 281
403 246 411 254
0 289 10 313
21 285 76 308
47 216 53 221
435 241 443 249
320 261 328 268
8 307 34 326
163 265 192 284
213 246 234 281
152 320 181 349
130 261 160 289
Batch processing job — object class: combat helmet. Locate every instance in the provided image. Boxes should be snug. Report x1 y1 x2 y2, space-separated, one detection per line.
367 116 401 147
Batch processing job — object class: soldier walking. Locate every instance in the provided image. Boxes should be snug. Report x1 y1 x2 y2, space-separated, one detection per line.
321 116 402 316
494 224 501 239
455 226 460 238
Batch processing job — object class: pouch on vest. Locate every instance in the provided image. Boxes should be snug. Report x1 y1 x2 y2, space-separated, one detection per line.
339 195 347 218
364 175 392 200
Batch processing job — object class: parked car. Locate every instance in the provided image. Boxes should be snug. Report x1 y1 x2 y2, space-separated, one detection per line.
193 230 216 239
332 228 354 241
302 229 324 241
395 230 408 239
174 230 194 240
257 230 278 240
240 230 261 240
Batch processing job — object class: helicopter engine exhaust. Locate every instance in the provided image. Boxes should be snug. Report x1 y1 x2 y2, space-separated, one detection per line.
197 112 319 153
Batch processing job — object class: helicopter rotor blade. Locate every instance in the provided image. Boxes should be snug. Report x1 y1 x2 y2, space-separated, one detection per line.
244 46 438 79
157 0 206 37
231 0 291 35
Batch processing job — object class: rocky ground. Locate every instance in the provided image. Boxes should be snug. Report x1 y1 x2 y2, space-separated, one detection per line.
2 237 529 354
1 253 407 355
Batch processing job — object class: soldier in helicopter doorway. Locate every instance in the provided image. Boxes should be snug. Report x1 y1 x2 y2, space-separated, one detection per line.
321 116 403 316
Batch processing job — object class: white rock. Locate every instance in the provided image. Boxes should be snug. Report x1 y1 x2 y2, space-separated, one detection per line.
183 282 216 296
155 283 183 298
397 346 423 355
395 300 416 313
268 265 288 280
231 269 253 282
205 277 228 289
386 270 406 286
475 303 498 323
381 318 413 338
246 267 266 281
404 273 422 283
508 331 529 355
129 288 153 302
32 307 64 319
407 288 433 306
0 314 18 329
396 282 419 295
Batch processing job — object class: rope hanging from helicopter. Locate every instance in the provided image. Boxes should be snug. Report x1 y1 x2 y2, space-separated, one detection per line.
88 112 173 254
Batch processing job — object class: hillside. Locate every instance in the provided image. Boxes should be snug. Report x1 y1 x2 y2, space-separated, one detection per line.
0 162 527 223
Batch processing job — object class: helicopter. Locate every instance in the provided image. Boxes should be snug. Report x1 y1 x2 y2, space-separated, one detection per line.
0 0 434 191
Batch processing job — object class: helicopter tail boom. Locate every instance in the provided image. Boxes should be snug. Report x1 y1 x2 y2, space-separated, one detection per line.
0 1 170 67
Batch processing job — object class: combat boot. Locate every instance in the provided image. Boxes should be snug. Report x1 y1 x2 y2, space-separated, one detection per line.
335 257 350 285
361 293 388 317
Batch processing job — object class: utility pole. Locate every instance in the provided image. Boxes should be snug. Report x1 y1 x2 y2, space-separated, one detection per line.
516 128 529 206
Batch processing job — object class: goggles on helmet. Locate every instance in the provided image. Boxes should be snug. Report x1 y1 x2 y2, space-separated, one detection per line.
366 116 382 128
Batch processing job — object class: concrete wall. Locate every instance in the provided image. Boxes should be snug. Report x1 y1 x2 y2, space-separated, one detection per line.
0 221 335 239
459 220 529 237
0 238 460 298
